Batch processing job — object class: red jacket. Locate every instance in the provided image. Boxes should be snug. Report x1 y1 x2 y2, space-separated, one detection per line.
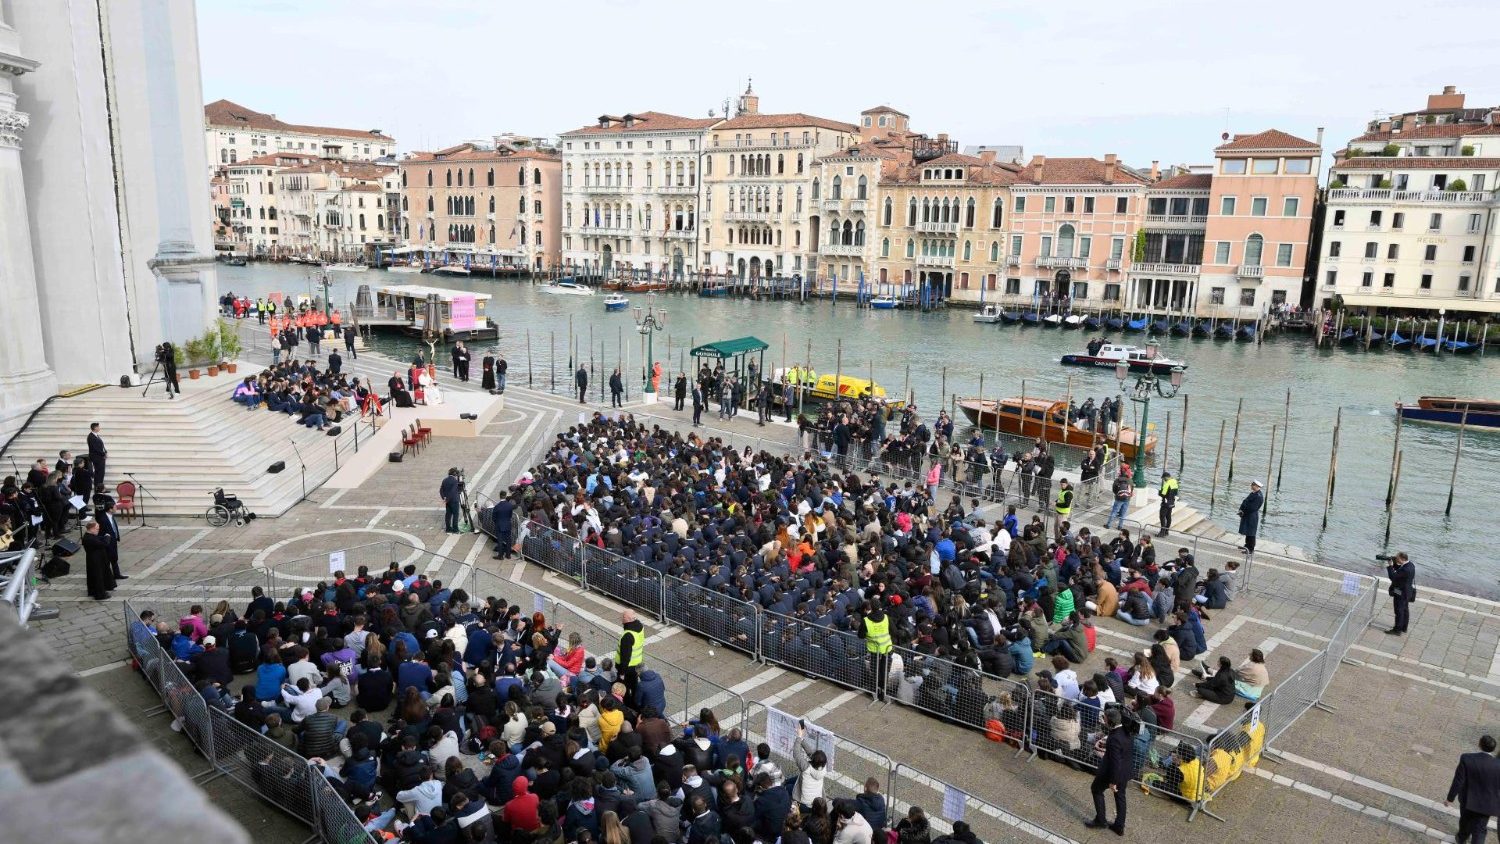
503 776 540 831
553 645 585 676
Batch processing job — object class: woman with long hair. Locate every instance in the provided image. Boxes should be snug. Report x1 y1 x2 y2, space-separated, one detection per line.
1127 650 1159 698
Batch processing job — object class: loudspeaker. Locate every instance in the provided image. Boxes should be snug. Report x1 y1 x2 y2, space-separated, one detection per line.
460 413 477 420
52 538 81 558
266 460 286 474
388 452 403 463
324 425 342 437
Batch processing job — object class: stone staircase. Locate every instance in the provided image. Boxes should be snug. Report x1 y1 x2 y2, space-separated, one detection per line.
1 376 371 518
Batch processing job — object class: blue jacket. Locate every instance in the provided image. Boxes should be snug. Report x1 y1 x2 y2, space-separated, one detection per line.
171 634 204 661
635 669 667 716
464 626 494 667
255 662 288 701
1007 637 1034 676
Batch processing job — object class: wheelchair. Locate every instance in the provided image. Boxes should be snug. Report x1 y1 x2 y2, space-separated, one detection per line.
205 488 256 527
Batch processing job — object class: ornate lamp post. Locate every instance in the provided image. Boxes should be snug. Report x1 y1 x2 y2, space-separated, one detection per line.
633 292 667 397
1115 336 1184 488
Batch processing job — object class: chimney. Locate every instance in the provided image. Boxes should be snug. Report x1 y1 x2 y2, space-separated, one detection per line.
1150 160 1160 180
1029 154 1045 183
1444 84 1457 95
1103 153 1118 184
979 150 996 164
1316 127 1324 151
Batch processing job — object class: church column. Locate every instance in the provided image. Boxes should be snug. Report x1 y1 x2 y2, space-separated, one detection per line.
0 21 57 437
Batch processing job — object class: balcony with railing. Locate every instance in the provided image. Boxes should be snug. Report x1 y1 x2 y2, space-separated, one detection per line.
1105 258 1123 270
585 183 628 194
1129 262 1200 276
1236 264 1264 280
1005 255 1020 267
849 199 868 212
916 220 959 234
720 137 816 151
916 252 956 267
581 225 632 237
1035 255 1087 270
657 183 696 194
821 243 863 257
822 198 843 211
1327 188 1492 204
724 210 773 223
664 228 697 240
1143 214 1209 226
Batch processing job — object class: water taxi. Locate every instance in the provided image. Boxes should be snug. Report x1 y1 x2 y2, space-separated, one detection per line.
957 397 1155 460
869 295 900 310
431 263 471 276
1396 397 1500 430
387 261 424 274
329 262 368 273
1059 342 1186 374
609 279 669 293
370 284 497 340
541 279 595 296
603 293 630 311
974 304 1003 324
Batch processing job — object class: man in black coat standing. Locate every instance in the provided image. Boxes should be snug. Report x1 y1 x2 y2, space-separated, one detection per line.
87 422 107 493
327 350 343 376
609 368 624 408
691 383 704 427
1086 708 1131 835
1385 551 1417 636
343 325 357 359
82 519 117 600
575 365 589 404
673 374 687 411
490 495 516 560
1237 480 1263 554
1446 734 1500 843
95 499 127 580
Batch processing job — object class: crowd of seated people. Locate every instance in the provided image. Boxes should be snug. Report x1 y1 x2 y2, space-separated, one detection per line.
129 563 973 844
228 357 385 430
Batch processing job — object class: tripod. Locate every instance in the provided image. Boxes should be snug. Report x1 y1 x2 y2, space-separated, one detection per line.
124 472 156 527
140 358 161 397
288 440 308 503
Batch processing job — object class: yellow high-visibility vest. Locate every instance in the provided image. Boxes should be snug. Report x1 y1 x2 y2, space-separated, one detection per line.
617 628 644 667
864 615 892 655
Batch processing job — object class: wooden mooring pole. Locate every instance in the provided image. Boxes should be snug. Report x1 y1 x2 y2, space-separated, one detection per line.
1209 419 1226 506
1178 394 1188 477
1445 407 1470 516
1226 398 1244 483
1322 408 1342 530
1276 388 1291 490
1262 424 1276 519
1385 450 1403 544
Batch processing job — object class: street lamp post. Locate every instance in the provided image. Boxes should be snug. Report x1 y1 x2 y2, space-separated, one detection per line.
633 292 667 400
1114 336 1185 488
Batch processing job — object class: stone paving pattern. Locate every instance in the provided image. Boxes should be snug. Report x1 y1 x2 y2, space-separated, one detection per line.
25 340 1500 843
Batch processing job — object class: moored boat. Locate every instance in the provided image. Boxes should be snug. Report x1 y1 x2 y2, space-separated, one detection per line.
1105 317 1125 331
1126 317 1147 332
1042 313 1063 328
958 396 1155 460
1191 321 1211 338
431 263 471 276
1150 319 1170 334
1170 320 1192 337
1396 397 1500 430
1063 314 1084 329
1083 315 1103 330
999 310 1022 324
1059 341 1187 375
974 304 1003 324
1443 338 1478 355
1415 335 1439 352
1236 325 1256 341
1214 323 1234 340
330 262 368 273
1020 311 1041 325
869 295 899 310
387 261 423 274
609 279 670 293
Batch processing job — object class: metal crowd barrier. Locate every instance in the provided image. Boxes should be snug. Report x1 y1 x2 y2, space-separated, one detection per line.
740 701 896 806
888 761 1077 844
758 607 874 695
662 572 760 656
580 544 665 619
121 596 374 844
265 540 408 599
888 646 1033 737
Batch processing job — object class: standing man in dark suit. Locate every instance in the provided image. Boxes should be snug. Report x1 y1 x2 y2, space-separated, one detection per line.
87 423 107 493
1385 551 1417 636
691 382 704 427
1446 734 1500 843
1085 708 1132 835
575 364 589 404
327 350 343 376
95 499 127 580
439 468 462 534
343 324 357 360
609 368 624 408
1237 480 1264 554
673 373 687 411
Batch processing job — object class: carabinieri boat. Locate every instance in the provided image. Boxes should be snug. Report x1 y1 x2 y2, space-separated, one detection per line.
603 293 630 311
1396 397 1500 431
1059 341 1187 375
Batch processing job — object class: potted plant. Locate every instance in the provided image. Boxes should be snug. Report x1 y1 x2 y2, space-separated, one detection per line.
184 337 206 379
1447 178 1468 192
1462 144 1476 157
217 318 242 374
1381 143 1400 157
201 327 222 377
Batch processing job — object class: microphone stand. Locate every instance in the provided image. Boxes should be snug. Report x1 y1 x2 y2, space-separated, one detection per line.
288 440 308 503
124 472 156 528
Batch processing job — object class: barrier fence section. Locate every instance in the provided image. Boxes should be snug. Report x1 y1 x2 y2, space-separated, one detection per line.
662 572 760 657
888 646 1033 739
888 762 1077 844
122 595 373 844
580 544 664 619
759 606 875 695
740 701 895 806
266 540 403 599
521 520 585 580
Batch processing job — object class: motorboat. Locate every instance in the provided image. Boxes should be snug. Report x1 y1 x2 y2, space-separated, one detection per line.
542 279 595 296
1396 397 1500 430
958 397 1155 461
1042 313 1063 327
869 295 900 310
973 304 1003 324
330 262 368 273
387 262 424 274
431 263 471 276
999 311 1022 324
1059 341 1187 375
221 256 246 267
603 293 630 311
610 279 670 293
1062 314 1084 329
1169 320 1192 337
372 284 497 340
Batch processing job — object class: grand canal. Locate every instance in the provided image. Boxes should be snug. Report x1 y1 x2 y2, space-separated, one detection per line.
220 264 1499 595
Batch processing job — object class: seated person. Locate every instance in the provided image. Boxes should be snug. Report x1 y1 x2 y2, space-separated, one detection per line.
1191 656 1236 704
231 378 261 409
299 395 328 430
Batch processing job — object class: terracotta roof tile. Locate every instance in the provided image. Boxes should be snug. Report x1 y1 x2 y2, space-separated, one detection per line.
1214 129 1319 152
278 160 394 179
204 99 393 142
227 152 321 169
561 111 720 135
402 143 559 164
1016 157 1149 186
1150 173 1213 190
861 105 909 117
1333 156 1500 169
1352 123 1500 143
715 112 859 133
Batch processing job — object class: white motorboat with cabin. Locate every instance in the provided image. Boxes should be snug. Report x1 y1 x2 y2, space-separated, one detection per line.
974 304 1003 324
541 279 595 296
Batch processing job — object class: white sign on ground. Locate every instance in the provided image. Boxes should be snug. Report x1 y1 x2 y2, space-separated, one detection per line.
533 593 547 615
766 705 837 769
942 784 966 822
1341 573 1361 596
328 550 346 574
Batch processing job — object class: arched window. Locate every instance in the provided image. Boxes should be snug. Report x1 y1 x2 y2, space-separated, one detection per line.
989 241 999 261
908 198 917 226
963 240 971 261
457 169 464 187
881 237 890 258
729 228 735 244
831 176 842 200
883 197 893 227
566 204 572 227
534 168 542 185
401 170 407 187
489 225 496 243
446 169 452 187
518 196 525 214
535 200 542 215
856 175 868 200
268 207 277 220
564 165 571 187
905 238 915 258
468 168 474 186
427 196 434 213
777 154 784 175
488 168 495 186
811 178 820 200
402 196 408 211
427 170 433 187
1244 233 1264 266
795 229 801 247
776 186 784 213
1057 223 1076 258
855 220 866 246
797 153 804 174
965 197 976 228
403 221 409 239
518 166 525 185
991 198 1003 228
921 199 931 223
776 229 782 246
489 196 495 213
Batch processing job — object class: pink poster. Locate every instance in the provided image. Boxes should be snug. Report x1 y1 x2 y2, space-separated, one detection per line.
450 295 476 331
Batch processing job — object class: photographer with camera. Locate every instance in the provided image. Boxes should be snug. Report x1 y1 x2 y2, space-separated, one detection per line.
154 342 181 399
439 467 464 534
1381 551 1416 636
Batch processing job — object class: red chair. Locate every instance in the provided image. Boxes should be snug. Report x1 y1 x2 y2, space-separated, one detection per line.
401 424 421 457
115 481 137 522
415 418 433 446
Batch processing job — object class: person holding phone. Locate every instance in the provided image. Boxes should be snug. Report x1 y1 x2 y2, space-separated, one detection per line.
1385 551 1416 636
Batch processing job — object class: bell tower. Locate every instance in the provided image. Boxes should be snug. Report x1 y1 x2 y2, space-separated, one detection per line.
736 79 759 116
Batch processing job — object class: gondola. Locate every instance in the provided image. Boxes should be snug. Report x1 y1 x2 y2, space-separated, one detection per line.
1444 339 1478 355
1338 328 1358 345
1105 317 1125 330
999 311 1023 324
1126 317 1148 332
1415 335 1439 352
1150 319 1171 334
1063 314 1084 329
1191 321 1212 338
1214 323 1235 340
1387 331 1412 350
1042 313 1063 328
1236 325 1256 341
1169 320 1192 337
1083 315 1103 330
1020 311 1041 325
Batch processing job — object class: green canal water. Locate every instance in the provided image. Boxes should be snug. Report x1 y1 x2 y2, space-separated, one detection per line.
220 264 1500 596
